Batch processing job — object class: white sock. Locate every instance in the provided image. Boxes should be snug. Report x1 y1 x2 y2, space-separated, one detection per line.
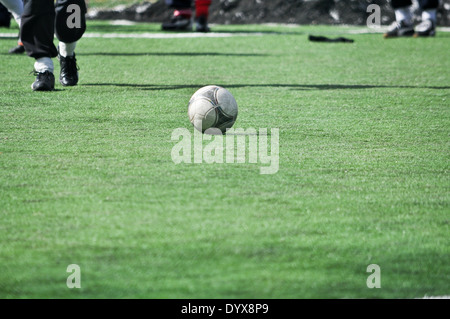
422 9 437 23
11 12 21 27
0 0 23 25
12 14 22 45
58 42 77 57
34 57 54 73
395 7 413 24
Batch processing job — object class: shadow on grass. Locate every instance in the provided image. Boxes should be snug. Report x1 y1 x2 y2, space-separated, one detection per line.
226 131 269 136
85 24 305 35
83 83 450 90
203 29 305 36
0 53 24 55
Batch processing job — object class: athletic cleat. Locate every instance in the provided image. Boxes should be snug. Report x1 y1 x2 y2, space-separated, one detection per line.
162 14 192 31
414 20 436 37
9 44 25 54
58 53 79 86
195 15 210 33
383 20 414 38
31 71 55 91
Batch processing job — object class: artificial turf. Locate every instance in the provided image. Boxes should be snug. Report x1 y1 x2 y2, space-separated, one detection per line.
0 21 449 298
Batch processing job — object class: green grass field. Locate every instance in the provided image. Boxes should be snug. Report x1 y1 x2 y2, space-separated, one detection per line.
0 21 449 299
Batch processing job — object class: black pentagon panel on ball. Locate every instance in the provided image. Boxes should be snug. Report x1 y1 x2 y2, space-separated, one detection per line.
215 106 237 134
203 86 219 106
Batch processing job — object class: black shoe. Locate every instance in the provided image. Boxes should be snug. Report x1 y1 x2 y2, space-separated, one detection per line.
384 20 414 38
9 44 25 54
59 53 79 86
195 15 210 33
31 71 55 91
162 15 192 31
414 20 436 37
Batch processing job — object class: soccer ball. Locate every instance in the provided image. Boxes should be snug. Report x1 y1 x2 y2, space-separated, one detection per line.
188 85 238 134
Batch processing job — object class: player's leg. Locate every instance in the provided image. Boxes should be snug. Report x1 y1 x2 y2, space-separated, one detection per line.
54 0 86 86
0 0 22 25
0 0 25 53
21 0 57 91
194 0 211 32
384 0 415 38
162 0 193 31
0 2 11 27
415 0 439 37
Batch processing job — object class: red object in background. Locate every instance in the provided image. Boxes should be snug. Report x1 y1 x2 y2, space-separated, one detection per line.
195 0 212 18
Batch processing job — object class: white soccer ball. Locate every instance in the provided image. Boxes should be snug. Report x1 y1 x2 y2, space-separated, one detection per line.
188 85 238 134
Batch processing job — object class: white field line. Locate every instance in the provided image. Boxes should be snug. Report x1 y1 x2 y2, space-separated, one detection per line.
109 20 138 26
83 32 266 38
259 23 450 33
0 32 264 39
326 26 450 34
1 26 449 39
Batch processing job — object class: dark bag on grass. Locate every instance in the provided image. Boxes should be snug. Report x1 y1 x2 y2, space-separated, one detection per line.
309 35 354 43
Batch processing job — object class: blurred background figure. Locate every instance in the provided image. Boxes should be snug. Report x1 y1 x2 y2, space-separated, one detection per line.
0 3 10 27
162 0 212 32
0 0 25 53
384 0 439 37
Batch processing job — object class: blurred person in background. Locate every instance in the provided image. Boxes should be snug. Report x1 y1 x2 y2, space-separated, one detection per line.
0 0 25 53
162 0 212 32
384 0 439 37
